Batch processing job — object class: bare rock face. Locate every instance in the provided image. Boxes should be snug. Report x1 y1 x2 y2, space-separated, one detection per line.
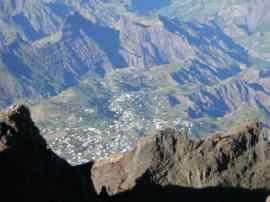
91 122 270 195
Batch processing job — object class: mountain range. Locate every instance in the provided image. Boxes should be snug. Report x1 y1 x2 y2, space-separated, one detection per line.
0 0 270 162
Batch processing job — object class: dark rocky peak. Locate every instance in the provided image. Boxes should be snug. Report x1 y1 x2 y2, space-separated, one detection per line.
0 104 93 202
5 104 34 128
0 104 46 153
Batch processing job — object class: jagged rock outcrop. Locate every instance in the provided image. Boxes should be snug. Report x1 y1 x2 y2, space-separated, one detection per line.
0 104 94 202
92 122 270 195
0 105 270 202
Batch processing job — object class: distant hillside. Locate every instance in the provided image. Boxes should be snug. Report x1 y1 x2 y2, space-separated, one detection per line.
0 6 249 107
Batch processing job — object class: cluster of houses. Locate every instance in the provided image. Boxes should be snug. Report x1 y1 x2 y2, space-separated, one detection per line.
41 115 194 165
39 93 195 165
46 124 138 165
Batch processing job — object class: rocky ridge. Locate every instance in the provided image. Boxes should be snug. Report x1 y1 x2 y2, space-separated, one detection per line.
0 104 93 202
92 121 270 195
0 105 270 202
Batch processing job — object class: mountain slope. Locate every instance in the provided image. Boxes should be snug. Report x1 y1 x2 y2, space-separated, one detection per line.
0 9 249 107
92 122 269 194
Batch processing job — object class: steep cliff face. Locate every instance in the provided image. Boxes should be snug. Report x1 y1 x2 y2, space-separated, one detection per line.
0 105 270 202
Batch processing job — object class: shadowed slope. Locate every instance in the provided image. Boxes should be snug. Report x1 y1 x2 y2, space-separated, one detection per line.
0 104 96 202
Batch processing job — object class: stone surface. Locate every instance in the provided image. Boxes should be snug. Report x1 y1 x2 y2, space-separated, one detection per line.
92 122 270 195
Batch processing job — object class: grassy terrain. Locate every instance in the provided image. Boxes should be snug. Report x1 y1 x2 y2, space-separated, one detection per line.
33 31 63 48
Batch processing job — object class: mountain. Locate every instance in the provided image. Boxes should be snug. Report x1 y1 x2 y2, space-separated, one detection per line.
0 104 92 202
136 0 270 61
1 105 270 202
0 8 250 107
92 121 269 194
1 0 270 165
143 0 270 36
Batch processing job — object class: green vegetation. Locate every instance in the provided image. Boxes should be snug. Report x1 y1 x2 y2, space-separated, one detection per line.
33 32 63 48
